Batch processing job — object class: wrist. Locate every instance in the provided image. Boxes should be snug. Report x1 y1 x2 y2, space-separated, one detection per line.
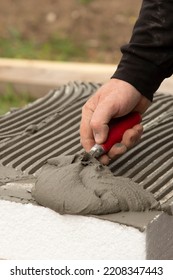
110 78 141 97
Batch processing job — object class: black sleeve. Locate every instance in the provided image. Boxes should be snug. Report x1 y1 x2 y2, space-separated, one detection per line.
111 0 173 101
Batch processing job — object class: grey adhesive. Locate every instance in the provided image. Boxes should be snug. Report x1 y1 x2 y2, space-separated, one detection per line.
32 154 159 215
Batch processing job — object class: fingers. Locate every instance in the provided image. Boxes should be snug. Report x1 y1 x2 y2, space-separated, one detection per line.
80 114 94 152
121 124 143 148
80 85 118 150
80 97 97 151
100 124 143 164
90 98 115 144
99 154 111 165
107 143 127 159
97 143 127 165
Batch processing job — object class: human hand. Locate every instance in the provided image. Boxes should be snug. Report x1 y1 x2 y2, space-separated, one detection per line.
80 78 151 164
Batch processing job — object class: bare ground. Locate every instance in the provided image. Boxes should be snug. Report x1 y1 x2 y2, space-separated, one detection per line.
0 0 142 63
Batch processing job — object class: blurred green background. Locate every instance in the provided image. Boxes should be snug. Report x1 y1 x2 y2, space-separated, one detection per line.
0 0 141 114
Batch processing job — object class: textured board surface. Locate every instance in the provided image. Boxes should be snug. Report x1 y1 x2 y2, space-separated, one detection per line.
0 82 173 207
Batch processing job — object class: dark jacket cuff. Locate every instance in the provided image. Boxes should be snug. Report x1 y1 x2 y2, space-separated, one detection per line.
111 53 167 102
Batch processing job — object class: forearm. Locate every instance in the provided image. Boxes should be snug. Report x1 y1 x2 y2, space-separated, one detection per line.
112 0 173 101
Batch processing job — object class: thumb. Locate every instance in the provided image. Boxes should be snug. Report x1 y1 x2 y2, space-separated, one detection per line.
90 99 119 144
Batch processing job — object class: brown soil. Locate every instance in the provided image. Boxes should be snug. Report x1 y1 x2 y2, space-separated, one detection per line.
0 0 142 63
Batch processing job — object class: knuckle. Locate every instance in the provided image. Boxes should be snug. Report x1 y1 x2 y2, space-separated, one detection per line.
82 100 93 113
90 119 100 130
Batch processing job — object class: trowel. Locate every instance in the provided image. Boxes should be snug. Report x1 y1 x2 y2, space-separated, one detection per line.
83 111 142 160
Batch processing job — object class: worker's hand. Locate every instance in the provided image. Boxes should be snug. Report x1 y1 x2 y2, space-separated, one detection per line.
80 78 151 164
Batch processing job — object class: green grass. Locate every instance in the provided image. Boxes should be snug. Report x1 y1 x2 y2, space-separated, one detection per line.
0 30 89 116
78 0 93 4
0 31 88 62
0 85 35 115
38 36 87 61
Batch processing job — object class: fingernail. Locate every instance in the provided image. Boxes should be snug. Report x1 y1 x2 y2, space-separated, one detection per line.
136 127 142 133
94 133 101 142
114 143 124 148
130 135 135 141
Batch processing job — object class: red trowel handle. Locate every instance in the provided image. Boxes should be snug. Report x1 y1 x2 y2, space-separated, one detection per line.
101 111 142 153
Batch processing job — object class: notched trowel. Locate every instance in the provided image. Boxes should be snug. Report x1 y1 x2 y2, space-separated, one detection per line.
82 111 142 161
